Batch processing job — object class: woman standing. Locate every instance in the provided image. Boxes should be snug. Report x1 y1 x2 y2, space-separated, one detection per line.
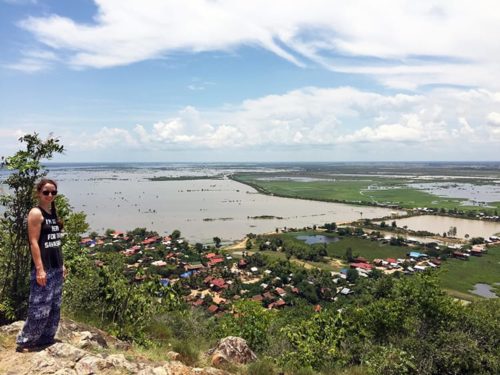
16 178 67 352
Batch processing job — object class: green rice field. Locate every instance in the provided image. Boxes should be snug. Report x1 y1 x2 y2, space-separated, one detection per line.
439 245 500 300
233 173 500 211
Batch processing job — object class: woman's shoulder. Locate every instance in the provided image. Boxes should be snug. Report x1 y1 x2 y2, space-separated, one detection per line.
28 207 44 219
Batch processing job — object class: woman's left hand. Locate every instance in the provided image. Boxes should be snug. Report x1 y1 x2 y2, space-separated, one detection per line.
63 265 68 279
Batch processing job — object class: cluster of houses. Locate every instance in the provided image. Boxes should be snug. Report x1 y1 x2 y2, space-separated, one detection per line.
80 231 307 314
449 242 493 260
347 252 441 276
412 207 500 222
80 229 500 315
347 236 500 276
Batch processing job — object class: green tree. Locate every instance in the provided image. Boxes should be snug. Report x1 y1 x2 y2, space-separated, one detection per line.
194 242 204 253
346 268 359 283
246 239 253 250
345 247 354 262
171 229 181 240
213 236 221 248
217 300 276 352
279 310 346 371
0 133 64 322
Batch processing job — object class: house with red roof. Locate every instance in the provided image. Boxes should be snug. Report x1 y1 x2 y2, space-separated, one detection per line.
252 295 264 302
268 299 286 309
350 262 373 271
210 278 227 290
112 231 124 238
207 305 219 314
142 236 159 245
262 292 274 300
275 287 287 297
192 299 204 307
208 257 225 267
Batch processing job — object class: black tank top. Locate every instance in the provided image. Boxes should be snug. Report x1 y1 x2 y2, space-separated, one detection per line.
33 206 63 269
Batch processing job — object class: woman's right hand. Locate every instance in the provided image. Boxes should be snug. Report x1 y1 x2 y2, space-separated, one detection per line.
36 268 47 287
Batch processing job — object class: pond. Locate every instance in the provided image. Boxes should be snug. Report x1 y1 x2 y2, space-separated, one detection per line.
296 235 340 245
469 283 499 299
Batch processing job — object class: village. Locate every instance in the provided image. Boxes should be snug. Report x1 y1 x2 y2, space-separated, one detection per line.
79 223 500 315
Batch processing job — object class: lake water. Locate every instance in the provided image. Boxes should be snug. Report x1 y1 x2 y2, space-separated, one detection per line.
1 166 399 243
3 163 500 243
395 215 500 239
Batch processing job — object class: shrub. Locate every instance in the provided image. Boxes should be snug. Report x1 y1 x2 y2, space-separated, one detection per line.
246 358 277 375
171 340 200 366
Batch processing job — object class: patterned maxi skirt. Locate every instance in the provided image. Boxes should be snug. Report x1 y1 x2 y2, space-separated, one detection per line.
16 267 64 348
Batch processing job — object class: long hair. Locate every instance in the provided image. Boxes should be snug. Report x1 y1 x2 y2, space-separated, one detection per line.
36 178 64 230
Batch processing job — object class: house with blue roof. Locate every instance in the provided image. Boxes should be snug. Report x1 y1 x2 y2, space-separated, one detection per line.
409 251 427 259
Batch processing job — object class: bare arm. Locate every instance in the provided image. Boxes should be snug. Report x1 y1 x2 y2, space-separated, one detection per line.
28 208 46 286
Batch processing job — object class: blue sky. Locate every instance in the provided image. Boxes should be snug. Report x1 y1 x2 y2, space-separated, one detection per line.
1 0 500 162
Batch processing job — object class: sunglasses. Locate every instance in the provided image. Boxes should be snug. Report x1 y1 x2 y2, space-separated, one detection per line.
42 190 58 196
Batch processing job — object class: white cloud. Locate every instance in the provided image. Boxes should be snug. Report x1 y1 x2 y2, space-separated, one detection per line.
4 49 59 72
487 112 500 127
14 0 500 89
0 128 26 138
65 86 500 153
0 129 29 154
69 127 140 150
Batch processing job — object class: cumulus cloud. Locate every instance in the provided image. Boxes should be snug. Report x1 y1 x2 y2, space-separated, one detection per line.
69 127 141 150
66 86 500 152
14 0 500 89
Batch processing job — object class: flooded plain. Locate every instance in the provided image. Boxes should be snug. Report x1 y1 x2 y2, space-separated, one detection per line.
408 182 500 206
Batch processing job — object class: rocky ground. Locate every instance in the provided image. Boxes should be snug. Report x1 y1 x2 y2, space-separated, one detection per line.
0 319 253 375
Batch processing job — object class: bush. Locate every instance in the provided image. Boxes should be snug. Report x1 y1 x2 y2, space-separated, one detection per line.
246 358 277 375
171 340 200 366
365 345 416 375
279 310 346 371
217 300 276 353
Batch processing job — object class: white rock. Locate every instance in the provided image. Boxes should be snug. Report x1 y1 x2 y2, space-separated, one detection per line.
74 354 110 375
0 321 24 334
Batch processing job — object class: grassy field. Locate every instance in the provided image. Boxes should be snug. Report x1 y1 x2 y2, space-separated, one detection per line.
233 174 500 211
322 236 411 260
279 231 410 261
438 245 500 299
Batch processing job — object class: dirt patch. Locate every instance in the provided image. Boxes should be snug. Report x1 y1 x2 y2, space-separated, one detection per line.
328 259 345 269
225 238 247 251
291 259 315 269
